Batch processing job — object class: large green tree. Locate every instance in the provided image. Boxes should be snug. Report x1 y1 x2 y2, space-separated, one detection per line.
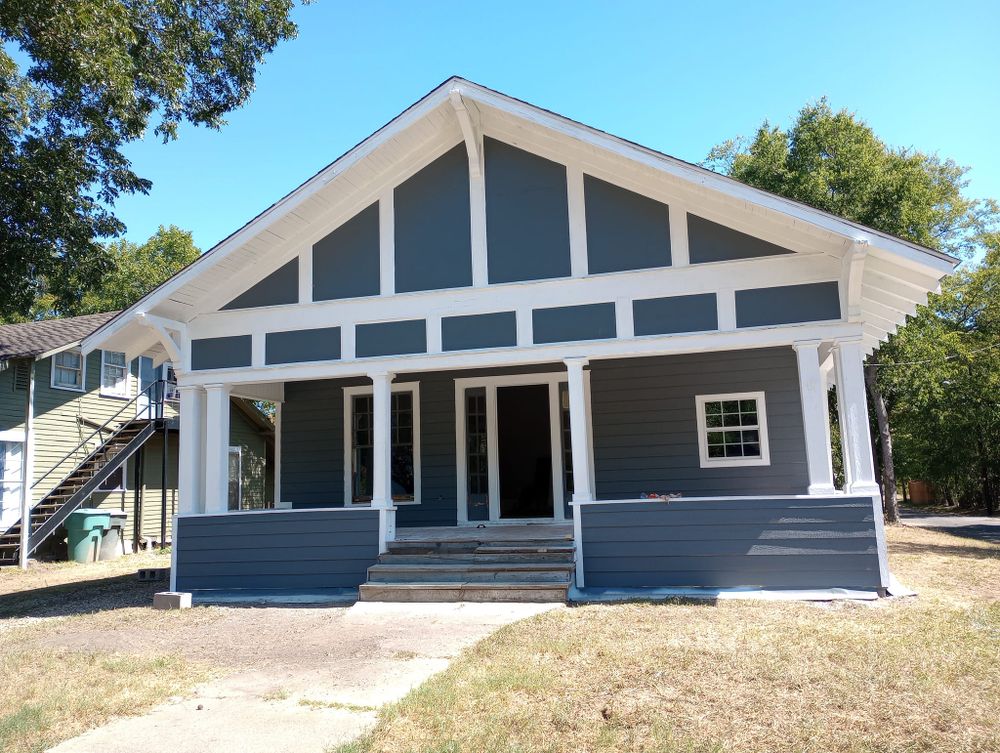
706 100 998 518
0 1 298 322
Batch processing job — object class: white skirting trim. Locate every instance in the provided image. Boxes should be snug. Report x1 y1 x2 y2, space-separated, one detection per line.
569 585 882 603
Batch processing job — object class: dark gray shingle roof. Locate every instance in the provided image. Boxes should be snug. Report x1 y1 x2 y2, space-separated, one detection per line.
0 311 120 362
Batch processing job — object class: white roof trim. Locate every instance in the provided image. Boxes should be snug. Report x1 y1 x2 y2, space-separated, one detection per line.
83 77 958 354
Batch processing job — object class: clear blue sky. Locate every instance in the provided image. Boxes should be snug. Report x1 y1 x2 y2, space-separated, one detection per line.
114 0 1000 251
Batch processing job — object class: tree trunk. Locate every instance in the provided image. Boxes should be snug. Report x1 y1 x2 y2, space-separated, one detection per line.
864 362 899 523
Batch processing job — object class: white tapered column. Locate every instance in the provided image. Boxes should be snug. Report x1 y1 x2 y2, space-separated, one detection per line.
177 385 205 515
370 370 395 552
793 341 836 495
833 339 879 495
564 358 594 503
203 383 231 514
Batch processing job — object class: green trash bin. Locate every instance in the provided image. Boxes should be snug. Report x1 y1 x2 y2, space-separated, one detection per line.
65 509 111 564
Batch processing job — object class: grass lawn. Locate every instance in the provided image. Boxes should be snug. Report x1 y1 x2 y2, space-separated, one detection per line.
0 552 214 753
340 524 1000 753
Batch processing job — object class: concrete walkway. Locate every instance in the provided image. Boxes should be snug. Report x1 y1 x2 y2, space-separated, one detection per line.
48 601 560 753
901 509 1000 544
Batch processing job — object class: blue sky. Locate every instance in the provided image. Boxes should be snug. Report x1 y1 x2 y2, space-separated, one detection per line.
114 0 1000 251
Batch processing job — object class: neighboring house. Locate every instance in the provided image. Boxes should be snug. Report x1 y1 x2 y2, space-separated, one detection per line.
83 78 956 601
0 313 273 566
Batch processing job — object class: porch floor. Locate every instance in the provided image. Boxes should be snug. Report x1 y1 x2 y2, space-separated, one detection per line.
395 524 573 543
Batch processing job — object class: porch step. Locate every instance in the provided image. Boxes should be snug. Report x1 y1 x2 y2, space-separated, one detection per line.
386 539 573 556
378 551 574 565
367 562 574 584
359 581 570 603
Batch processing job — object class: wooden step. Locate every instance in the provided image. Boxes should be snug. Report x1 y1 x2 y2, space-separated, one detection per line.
358 581 569 603
379 551 574 565
367 562 573 584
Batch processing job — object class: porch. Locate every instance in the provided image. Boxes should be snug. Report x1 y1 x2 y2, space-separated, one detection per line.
169 343 889 601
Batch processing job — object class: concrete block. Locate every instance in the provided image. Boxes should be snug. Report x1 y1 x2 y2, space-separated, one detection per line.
153 591 192 610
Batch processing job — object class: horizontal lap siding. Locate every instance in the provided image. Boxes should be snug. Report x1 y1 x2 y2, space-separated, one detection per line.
581 498 881 589
590 348 808 497
174 509 379 590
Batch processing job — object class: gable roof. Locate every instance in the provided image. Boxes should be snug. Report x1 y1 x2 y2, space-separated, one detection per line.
0 311 119 363
83 77 959 359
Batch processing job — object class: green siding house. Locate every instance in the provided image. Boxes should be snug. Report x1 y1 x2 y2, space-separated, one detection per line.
0 313 273 567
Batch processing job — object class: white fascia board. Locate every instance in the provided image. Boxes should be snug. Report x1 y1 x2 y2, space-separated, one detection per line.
177 320 864 389
33 340 84 362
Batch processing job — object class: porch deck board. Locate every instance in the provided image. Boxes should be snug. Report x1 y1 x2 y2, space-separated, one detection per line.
395 524 573 543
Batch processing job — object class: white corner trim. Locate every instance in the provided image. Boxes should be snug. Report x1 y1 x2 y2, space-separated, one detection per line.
343 381 421 507
694 391 771 468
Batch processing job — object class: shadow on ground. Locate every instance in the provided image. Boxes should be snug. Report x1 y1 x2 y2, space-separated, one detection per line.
890 538 1000 562
0 574 162 620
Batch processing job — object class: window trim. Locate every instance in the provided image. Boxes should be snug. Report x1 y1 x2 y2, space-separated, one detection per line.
342 383 421 506
50 347 86 392
695 391 771 468
99 350 130 399
0 436 25 507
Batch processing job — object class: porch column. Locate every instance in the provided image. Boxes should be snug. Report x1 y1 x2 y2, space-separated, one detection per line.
793 340 836 494
203 383 231 514
177 385 205 515
833 338 879 495
370 370 396 552
564 358 594 503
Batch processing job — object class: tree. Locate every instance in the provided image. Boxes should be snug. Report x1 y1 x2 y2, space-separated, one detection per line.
0 1 298 322
706 100 998 516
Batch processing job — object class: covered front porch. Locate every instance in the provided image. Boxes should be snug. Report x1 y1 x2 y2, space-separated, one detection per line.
169 340 889 600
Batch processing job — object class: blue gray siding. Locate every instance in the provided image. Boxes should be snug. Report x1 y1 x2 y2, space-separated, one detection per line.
265 327 341 365
590 348 809 497
736 282 841 328
174 509 379 591
584 175 671 274
221 259 299 310
394 145 473 293
632 293 718 336
191 335 252 371
442 311 517 351
533 303 616 344
313 202 381 301
580 497 882 589
688 213 794 264
485 137 571 283
355 319 427 358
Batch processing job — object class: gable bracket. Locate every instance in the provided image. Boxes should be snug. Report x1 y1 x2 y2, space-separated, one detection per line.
841 239 869 322
449 89 483 178
135 312 188 372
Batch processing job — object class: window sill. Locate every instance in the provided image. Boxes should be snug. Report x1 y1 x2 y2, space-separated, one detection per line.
51 384 85 393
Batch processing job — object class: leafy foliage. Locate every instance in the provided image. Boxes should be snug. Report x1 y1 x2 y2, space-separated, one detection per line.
0 0 298 321
707 99 999 511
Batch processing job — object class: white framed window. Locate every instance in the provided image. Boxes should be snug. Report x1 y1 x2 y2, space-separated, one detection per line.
343 384 421 506
100 350 129 398
227 446 242 510
51 348 85 391
695 391 771 468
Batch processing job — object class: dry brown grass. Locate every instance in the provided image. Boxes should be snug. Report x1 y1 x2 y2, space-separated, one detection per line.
339 525 1000 753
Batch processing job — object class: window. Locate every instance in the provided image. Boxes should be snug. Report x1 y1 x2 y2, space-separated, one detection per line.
465 387 488 511
100 350 129 398
0 439 24 519
163 365 179 402
344 385 420 505
98 466 126 492
227 446 242 510
695 392 771 468
52 348 84 391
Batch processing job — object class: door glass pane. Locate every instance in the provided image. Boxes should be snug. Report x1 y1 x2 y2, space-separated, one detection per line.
390 392 414 501
227 448 241 510
352 395 374 502
559 384 573 498
465 387 488 513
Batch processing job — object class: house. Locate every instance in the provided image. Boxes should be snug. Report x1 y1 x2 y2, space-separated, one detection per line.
0 313 274 567
82 78 956 601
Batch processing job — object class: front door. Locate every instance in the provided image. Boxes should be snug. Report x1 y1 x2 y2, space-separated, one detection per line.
496 385 553 519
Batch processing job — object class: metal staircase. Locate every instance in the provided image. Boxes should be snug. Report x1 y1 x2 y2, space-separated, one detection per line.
0 381 168 567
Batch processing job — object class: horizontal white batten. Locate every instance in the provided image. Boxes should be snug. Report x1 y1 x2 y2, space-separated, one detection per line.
571 493 877 506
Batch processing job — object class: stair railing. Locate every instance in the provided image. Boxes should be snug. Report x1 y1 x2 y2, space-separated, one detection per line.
31 379 168 493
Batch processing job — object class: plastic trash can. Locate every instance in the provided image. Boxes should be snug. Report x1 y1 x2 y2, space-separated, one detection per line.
65 509 111 564
99 511 128 561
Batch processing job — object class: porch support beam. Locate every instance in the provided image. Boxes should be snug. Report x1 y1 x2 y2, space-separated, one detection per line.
564 358 594 503
793 340 836 494
177 386 206 515
833 338 879 495
370 369 396 552
203 383 231 514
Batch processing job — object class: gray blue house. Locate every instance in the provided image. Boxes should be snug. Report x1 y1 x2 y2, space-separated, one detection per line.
82 79 955 601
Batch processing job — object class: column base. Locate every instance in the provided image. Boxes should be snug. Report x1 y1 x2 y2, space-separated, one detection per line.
807 483 838 495
847 482 881 496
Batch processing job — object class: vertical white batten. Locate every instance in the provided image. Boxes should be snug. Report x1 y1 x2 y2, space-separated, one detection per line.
833 338 880 495
515 308 533 347
202 383 231 514
426 316 443 354
370 370 395 552
668 204 690 267
341 324 356 361
793 340 836 494
298 246 313 304
469 161 488 287
566 164 588 277
379 190 395 296
717 288 737 330
251 332 265 368
177 385 205 515
615 297 634 339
